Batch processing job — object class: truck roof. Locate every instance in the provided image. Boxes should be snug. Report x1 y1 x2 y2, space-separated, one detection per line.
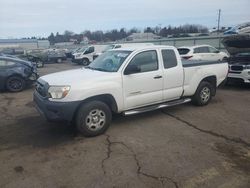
110 45 176 52
178 45 213 49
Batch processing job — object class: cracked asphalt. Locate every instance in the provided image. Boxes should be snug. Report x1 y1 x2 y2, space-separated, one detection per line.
0 62 250 188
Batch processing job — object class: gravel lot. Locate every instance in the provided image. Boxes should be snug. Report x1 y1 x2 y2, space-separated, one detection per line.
0 61 250 188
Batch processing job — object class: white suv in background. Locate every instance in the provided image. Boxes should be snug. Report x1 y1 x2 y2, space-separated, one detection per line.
177 45 228 61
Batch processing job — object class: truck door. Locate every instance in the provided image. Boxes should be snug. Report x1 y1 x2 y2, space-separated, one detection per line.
161 49 184 101
123 50 164 110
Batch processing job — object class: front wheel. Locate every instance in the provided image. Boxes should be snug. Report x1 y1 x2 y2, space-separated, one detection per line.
82 58 90 66
75 101 112 137
192 81 213 106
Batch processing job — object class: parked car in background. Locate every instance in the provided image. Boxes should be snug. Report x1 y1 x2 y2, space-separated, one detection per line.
0 48 24 55
177 45 228 61
72 46 96 65
224 22 250 35
46 48 67 63
0 56 38 92
24 48 67 65
34 45 228 136
222 34 250 84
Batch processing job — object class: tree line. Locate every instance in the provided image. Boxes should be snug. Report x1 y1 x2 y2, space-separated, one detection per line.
45 24 209 44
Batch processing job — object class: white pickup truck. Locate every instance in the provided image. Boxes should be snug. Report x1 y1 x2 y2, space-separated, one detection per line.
34 45 228 136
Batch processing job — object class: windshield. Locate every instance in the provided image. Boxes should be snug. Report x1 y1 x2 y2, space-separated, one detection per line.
102 45 115 53
87 50 132 72
77 47 87 53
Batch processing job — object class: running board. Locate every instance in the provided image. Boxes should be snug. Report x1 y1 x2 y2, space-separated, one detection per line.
123 98 191 116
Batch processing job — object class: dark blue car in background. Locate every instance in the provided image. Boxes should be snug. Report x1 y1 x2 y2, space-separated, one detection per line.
0 56 38 92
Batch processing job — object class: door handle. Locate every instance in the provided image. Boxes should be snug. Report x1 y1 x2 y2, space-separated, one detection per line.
154 75 162 79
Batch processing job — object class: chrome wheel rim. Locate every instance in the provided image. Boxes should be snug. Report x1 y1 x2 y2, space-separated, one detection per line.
85 109 106 131
200 87 210 103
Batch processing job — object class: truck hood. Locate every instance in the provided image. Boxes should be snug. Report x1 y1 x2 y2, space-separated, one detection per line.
39 68 116 86
222 34 250 55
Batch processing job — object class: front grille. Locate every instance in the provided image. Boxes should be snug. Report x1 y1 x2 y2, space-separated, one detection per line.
36 81 47 97
230 65 243 71
229 71 241 74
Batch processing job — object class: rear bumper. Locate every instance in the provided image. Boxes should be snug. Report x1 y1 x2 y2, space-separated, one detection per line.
33 91 80 122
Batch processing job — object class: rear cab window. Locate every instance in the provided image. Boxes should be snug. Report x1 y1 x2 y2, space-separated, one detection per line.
161 49 178 69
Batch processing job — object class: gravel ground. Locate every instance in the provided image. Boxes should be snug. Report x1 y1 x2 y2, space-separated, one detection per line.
0 61 249 188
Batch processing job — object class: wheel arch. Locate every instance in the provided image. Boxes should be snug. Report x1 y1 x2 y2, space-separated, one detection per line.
72 94 118 122
5 73 25 86
199 75 217 96
5 74 26 91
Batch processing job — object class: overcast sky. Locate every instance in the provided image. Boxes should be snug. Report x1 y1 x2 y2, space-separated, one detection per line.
0 0 249 38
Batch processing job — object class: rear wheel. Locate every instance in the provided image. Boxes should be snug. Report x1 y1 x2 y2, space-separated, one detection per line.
6 76 25 92
192 81 213 106
75 101 112 137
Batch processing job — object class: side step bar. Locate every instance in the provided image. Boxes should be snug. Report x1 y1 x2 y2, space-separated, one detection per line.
123 98 191 116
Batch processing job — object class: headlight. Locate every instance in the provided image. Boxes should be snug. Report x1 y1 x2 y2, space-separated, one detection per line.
48 86 70 99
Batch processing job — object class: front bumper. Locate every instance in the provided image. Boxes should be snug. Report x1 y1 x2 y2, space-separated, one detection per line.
228 70 250 83
71 56 83 64
33 91 81 122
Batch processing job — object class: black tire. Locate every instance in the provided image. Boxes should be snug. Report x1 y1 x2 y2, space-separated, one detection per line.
82 58 90 66
192 81 213 106
6 76 26 92
75 101 112 137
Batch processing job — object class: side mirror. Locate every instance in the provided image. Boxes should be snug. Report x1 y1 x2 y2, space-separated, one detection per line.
124 65 140 75
214 50 220 53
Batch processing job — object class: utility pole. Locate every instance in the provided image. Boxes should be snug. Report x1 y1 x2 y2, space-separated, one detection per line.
217 9 221 34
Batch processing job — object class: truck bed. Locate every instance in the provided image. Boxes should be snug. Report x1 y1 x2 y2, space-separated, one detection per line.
182 60 228 96
182 60 227 67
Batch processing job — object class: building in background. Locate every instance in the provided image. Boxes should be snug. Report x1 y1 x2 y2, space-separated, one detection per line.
0 39 50 50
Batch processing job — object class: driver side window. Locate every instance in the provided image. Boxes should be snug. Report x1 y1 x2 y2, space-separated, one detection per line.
126 50 158 73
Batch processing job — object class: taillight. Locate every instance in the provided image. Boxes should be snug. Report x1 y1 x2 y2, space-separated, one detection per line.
182 55 193 60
